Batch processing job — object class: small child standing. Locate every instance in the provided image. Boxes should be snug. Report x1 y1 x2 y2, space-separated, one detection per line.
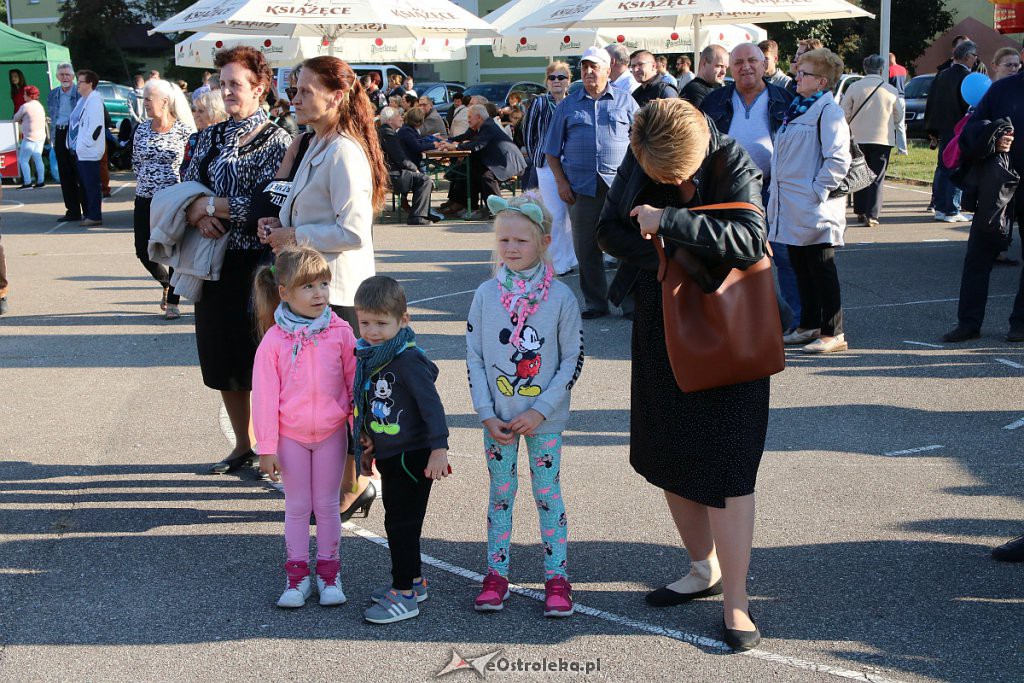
353 275 450 624
466 194 584 617
252 246 357 609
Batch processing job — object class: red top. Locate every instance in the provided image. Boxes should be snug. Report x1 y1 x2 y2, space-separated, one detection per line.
889 64 908 78
12 86 26 114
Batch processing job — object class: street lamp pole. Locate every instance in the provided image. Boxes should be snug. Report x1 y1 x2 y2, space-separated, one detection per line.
879 0 891 66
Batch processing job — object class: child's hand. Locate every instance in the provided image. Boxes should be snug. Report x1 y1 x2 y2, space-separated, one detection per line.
360 438 376 475
509 409 545 437
259 454 281 482
424 449 451 480
483 417 515 445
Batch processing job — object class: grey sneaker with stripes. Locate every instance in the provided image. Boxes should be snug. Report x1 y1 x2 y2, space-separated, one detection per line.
370 578 428 604
364 589 420 624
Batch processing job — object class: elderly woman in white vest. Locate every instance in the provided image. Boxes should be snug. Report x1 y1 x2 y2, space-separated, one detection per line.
767 48 852 354
841 53 907 227
70 69 106 226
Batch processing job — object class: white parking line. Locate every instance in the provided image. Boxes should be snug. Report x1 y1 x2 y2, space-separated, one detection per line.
1004 417 1024 431
995 358 1024 370
884 183 932 196
884 445 944 456
343 523 908 683
846 294 1013 311
902 341 943 349
0 199 25 212
44 221 69 235
109 183 131 197
922 238 951 242
408 289 477 306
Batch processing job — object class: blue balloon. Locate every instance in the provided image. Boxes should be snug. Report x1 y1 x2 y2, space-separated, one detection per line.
961 72 992 107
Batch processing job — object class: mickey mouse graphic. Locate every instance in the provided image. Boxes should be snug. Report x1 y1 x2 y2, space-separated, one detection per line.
493 319 544 398
369 372 402 435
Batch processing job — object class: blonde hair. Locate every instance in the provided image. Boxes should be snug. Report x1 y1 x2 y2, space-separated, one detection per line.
253 246 333 336
546 60 571 78
630 99 710 184
194 89 227 126
403 106 424 127
492 191 553 271
799 48 844 88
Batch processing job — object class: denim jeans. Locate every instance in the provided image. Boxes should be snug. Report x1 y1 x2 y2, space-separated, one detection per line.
18 139 45 185
76 159 102 221
770 240 801 328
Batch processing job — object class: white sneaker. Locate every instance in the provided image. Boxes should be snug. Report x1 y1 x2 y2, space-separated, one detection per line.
315 559 347 606
277 561 313 608
933 210 946 220
960 212 974 221
939 212 970 223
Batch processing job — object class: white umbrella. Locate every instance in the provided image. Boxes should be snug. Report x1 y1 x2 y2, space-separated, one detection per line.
151 0 498 43
509 0 872 61
492 23 766 58
175 32 466 67
513 0 873 29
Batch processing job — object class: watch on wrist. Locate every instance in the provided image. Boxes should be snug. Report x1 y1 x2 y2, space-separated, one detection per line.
205 196 216 217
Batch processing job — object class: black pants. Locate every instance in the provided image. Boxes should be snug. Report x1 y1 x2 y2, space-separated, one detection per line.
54 128 84 218
0 217 7 298
391 170 432 221
133 197 179 305
852 144 891 220
957 195 1024 331
375 448 433 591
788 243 844 336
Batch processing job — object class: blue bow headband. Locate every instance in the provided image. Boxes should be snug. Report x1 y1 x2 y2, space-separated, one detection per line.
487 195 548 234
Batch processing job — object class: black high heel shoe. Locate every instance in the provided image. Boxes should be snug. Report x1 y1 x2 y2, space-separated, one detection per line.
340 480 376 523
722 609 761 651
208 449 256 475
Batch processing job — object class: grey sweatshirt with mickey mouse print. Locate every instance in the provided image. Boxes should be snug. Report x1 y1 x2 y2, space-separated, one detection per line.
466 278 584 434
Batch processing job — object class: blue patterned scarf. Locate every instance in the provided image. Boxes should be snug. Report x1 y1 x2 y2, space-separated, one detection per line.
780 89 826 133
273 302 332 364
352 326 417 461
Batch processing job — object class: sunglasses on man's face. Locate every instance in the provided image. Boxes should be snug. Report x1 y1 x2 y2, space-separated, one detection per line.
285 87 297 99
547 74 569 81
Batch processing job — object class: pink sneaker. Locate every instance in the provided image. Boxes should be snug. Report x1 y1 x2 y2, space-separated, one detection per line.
474 570 510 612
544 576 574 617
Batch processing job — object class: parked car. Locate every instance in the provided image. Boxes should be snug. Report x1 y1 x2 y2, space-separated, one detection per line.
903 74 934 140
462 81 546 109
414 81 465 116
833 73 864 104
97 81 140 127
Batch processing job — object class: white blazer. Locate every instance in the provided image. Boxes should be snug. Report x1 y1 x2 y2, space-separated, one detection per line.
281 133 375 307
75 90 106 161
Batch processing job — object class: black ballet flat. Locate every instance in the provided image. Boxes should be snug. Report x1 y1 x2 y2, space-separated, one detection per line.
340 479 377 523
207 450 256 475
645 579 723 607
722 609 761 651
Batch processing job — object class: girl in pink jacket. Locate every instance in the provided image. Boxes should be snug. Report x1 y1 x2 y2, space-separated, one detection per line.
252 246 357 609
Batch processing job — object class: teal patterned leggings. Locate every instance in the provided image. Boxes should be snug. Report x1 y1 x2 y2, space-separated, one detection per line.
484 432 568 579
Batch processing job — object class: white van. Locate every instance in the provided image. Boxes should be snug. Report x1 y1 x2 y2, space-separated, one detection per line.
273 64 408 99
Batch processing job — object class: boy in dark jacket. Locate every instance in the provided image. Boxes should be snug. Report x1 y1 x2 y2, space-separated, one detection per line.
353 276 450 623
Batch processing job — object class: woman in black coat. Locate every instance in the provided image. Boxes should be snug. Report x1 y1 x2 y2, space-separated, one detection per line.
596 98 770 651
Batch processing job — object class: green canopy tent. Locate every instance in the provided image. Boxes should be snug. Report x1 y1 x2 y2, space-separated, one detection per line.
0 23 72 119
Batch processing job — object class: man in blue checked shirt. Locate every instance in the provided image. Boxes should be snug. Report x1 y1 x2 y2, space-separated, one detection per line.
544 46 639 319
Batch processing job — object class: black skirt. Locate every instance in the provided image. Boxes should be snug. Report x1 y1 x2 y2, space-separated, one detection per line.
194 248 268 391
629 270 770 508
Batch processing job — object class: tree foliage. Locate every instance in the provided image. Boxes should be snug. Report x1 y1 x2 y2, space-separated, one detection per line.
770 0 955 75
59 0 141 82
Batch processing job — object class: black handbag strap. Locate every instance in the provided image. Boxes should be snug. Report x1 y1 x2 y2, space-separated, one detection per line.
848 79 886 124
286 131 315 182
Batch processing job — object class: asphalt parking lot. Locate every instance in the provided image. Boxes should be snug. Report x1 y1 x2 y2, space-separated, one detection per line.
0 176 1022 682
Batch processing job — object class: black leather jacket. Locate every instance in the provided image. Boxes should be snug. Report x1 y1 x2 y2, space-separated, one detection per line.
596 121 767 306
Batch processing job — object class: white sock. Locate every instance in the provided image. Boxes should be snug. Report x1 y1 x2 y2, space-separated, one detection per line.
665 558 721 594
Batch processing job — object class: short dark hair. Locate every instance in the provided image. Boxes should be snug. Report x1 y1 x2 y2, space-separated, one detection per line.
678 55 691 67
404 92 418 106
76 69 99 88
354 276 407 320
214 45 274 102
629 49 654 61
952 34 970 47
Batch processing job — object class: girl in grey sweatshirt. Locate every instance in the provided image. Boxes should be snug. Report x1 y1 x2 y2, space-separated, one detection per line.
466 193 584 617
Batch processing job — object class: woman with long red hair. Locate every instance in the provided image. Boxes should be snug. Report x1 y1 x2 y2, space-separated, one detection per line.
259 56 390 518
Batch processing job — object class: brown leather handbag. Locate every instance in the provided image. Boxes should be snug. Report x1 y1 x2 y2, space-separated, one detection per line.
651 202 785 393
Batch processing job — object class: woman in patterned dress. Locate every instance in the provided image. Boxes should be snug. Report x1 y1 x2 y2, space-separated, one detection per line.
132 79 196 319
180 47 293 475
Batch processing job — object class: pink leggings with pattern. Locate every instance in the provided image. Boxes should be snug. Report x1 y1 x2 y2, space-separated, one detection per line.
279 428 347 563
